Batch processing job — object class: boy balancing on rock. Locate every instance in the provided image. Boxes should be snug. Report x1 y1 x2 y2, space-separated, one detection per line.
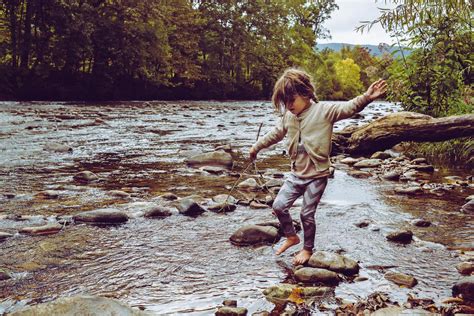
249 68 387 265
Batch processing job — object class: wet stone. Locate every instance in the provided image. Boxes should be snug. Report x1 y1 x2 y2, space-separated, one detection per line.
74 208 129 224
215 306 247 316
43 143 73 153
109 190 131 198
294 267 340 285
354 159 382 168
73 171 99 183
230 225 279 246
348 170 372 178
460 200 474 214
144 206 172 218
384 271 418 288
262 284 333 304
186 151 233 169
19 223 63 236
411 158 428 165
161 193 178 200
249 201 268 209
262 179 284 188
212 194 237 205
386 230 413 244
8 295 151 316
36 190 60 199
371 151 392 160
382 171 401 181
394 186 422 195
176 199 206 216
340 157 360 165
355 220 371 228
0 232 14 241
452 276 474 301
222 300 237 307
412 219 431 227
208 203 237 213
456 262 474 275
0 269 11 281
200 166 227 174
307 251 360 276
237 178 259 191
407 164 435 172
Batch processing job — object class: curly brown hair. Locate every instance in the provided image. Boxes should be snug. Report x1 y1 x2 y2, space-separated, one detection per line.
272 68 318 114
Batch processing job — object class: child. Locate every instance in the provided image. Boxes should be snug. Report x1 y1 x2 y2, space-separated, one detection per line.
249 68 387 265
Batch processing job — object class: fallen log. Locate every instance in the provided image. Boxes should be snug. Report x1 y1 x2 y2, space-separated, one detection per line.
333 112 474 155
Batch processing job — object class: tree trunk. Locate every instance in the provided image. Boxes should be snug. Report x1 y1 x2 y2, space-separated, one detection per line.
333 112 474 155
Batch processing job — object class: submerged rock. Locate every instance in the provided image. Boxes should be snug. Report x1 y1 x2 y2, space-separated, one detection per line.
215 306 247 316
73 171 99 183
307 251 359 276
386 230 413 244
456 262 474 275
230 225 279 246
452 276 474 301
0 232 14 241
186 151 233 169
36 190 60 199
43 143 73 153
384 271 418 288
161 193 178 201
144 206 172 218
207 203 237 213
109 190 131 198
294 267 340 285
176 198 206 216
262 284 333 304
8 295 151 316
74 209 129 224
19 223 63 236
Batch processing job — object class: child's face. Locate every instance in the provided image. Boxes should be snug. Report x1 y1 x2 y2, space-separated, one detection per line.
287 95 310 115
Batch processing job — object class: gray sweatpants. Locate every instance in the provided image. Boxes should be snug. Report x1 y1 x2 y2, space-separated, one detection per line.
272 174 328 251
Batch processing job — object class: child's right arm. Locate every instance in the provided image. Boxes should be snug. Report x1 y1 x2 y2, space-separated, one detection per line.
249 114 287 160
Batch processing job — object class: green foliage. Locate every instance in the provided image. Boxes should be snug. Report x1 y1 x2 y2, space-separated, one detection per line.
334 58 364 99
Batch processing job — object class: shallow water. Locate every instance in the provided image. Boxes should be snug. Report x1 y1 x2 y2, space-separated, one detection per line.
0 100 472 315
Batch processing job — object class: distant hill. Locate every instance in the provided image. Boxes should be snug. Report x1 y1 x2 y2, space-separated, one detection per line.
316 43 411 58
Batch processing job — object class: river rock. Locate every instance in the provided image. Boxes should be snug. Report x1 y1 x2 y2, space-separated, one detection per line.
144 206 172 218
355 220 371 228
411 158 428 165
212 194 237 204
262 284 333 304
294 267 340 285
371 151 392 160
384 271 418 288
466 195 474 201
208 203 237 213
340 157 360 165
222 300 237 307
73 171 99 183
382 170 401 181
74 208 129 224
0 269 11 280
348 170 372 178
19 223 63 236
186 151 233 169
176 199 206 216
412 219 431 227
354 159 382 168
8 295 151 316
460 200 474 214
400 171 432 181
307 251 359 276
394 186 422 195
109 190 131 198
263 179 284 188
43 143 73 153
36 190 60 199
452 276 474 301
229 225 279 246
386 230 413 244
215 306 247 316
407 164 435 172
200 166 227 175
372 307 435 315
161 193 178 200
237 178 259 191
0 232 14 241
456 262 474 275
250 201 268 209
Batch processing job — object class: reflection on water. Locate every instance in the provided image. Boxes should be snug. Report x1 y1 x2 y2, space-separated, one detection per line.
0 100 472 314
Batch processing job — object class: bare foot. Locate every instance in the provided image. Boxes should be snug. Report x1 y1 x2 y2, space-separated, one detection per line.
275 235 300 255
293 249 312 265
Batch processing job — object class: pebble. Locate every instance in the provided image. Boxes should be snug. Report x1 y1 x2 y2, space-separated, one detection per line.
384 271 418 288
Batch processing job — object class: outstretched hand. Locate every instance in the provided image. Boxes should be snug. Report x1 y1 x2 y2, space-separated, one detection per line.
365 79 388 101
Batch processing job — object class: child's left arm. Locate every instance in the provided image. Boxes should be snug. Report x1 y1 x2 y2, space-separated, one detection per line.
325 79 387 122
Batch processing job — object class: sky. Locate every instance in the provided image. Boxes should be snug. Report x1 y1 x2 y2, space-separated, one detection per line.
318 0 397 45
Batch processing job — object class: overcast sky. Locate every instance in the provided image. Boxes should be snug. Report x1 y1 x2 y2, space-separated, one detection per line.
318 0 397 45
